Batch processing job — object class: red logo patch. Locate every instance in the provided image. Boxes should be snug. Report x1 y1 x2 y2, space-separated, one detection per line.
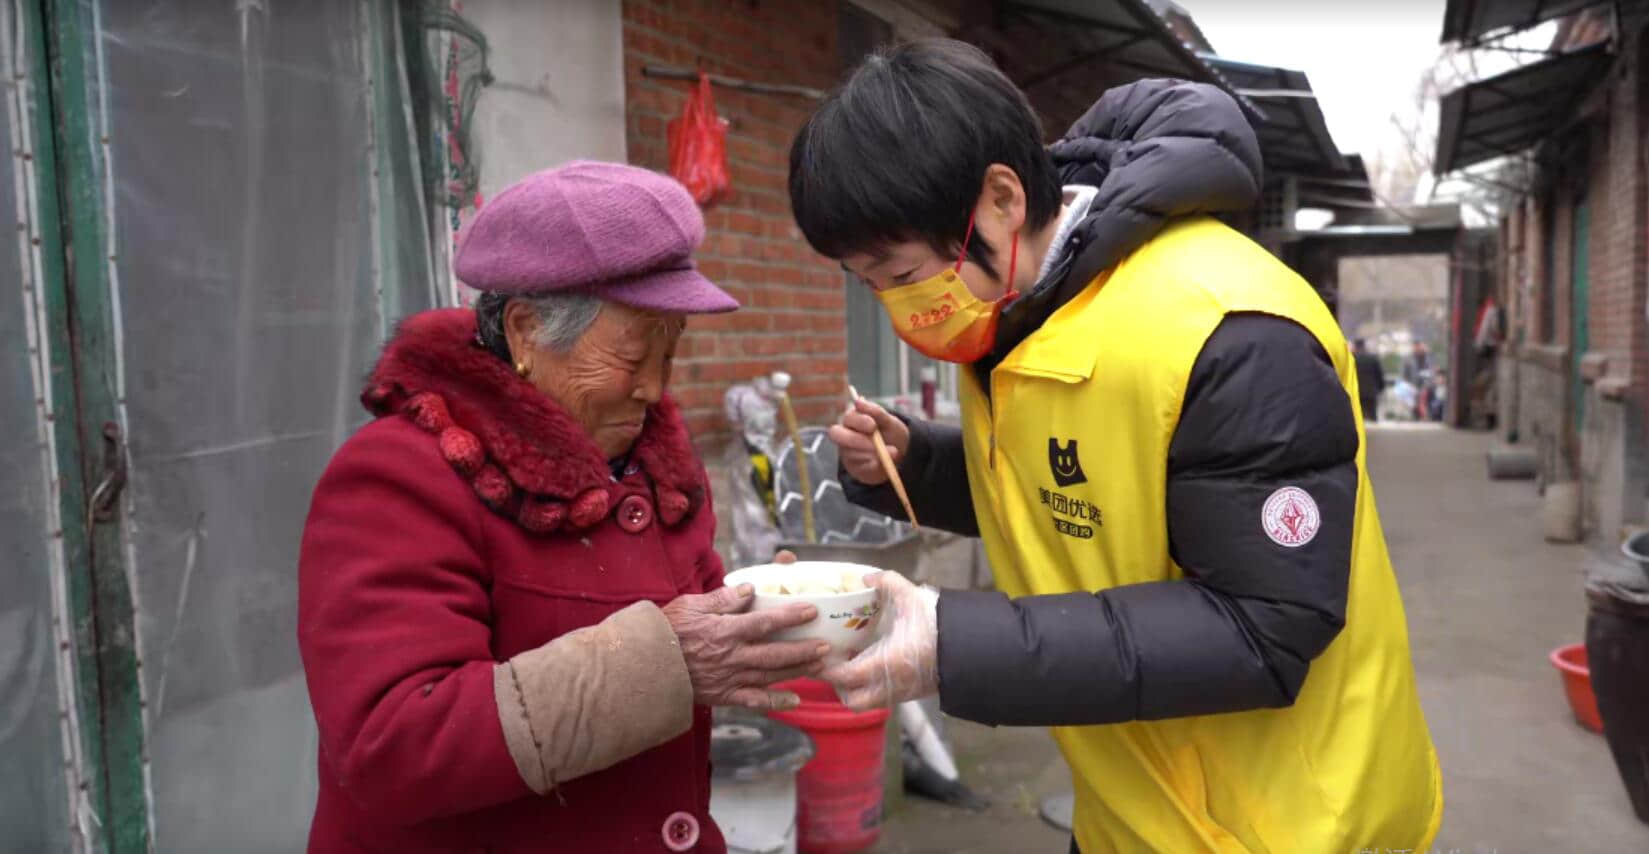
1262 486 1320 548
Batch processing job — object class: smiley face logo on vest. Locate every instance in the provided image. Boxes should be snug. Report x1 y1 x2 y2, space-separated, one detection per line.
1048 438 1087 487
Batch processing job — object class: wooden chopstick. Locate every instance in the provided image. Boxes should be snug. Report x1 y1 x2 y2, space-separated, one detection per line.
849 384 920 530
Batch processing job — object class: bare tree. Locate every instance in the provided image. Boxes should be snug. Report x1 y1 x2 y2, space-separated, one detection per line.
1373 42 1532 225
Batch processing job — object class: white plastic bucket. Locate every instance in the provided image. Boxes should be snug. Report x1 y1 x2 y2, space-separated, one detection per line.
1544 481 1582 543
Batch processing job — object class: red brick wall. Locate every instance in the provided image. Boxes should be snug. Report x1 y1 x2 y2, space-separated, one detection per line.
1552 187 1575 350
622 0 847 448
1566 13 1649 393
1588 80 1636 379
1505 205 1523 337
1635 19 1649 400
1524 195 1552 344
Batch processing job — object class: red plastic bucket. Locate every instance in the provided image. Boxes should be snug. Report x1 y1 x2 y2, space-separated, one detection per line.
768 679 890 854
1550 643 1603 733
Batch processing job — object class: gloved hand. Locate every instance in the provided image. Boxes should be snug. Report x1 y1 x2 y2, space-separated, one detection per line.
823 570 940 710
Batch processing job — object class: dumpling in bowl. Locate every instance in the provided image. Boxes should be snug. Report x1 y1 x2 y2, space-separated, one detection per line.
791 578 838 596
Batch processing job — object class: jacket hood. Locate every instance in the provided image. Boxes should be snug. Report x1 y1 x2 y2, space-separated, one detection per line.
981 79 1263 371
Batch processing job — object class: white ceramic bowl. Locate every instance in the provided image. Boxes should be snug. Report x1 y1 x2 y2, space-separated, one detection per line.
723 561 882 661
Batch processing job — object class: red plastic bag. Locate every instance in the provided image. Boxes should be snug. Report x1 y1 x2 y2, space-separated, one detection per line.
667 72 731 207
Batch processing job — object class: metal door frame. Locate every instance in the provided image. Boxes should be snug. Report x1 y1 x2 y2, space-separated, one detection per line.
29 0 150 849
19 1 454 848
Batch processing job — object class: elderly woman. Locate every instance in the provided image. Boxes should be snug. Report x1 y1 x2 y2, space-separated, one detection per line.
298 161 825 853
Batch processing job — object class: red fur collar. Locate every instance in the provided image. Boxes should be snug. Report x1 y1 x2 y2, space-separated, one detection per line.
361 308 705 533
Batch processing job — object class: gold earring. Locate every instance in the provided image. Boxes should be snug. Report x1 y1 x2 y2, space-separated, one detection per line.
515 360 530 378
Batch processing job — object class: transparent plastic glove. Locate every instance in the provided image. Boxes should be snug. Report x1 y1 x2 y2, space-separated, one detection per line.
823 571 939 710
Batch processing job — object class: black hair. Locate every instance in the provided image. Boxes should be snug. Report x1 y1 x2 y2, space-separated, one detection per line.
788 38 1061 279
474 291 513 362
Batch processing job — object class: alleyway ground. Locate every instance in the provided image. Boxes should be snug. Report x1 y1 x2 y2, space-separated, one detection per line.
874 425 1649 853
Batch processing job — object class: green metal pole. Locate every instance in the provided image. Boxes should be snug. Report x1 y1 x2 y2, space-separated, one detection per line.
36 0 149 850
19 0 109 848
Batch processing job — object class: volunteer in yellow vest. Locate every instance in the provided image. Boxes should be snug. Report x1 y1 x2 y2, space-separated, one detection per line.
787 40 1442 853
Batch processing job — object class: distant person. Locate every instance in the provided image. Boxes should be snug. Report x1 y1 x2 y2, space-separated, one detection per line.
1352 339 1384 423
1391 376 1418 421
1428 371 1448 422
1403 341 1429 385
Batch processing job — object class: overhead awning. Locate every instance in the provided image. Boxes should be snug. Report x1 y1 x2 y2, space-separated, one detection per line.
1296 154 1377 210
1441 0 1603 44
1198 56 1376 212
1002 0 1265 122
1201 55 1343 175
1322 203 1464 231
1434 42 1613 173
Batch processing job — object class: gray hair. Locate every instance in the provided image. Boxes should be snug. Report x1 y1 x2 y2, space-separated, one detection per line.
474 291 603 361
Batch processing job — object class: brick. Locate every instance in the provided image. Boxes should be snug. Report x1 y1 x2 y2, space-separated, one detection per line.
668 384 721 412
747 190 792 216
697 258 731 281
786 374 851 399
676 334 715 359
680 358 770 384
799 334 841 354
726 261 767 283
765 219 802 241
695 308 770 332
707 233 740 258
803 268 844 290
750 285 796 309
635 113 665 144
793 290 842 310
766 265 803 286
799 312 843 332
723 210 763 235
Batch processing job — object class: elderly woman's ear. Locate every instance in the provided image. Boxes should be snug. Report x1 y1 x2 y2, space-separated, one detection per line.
502 298 543 377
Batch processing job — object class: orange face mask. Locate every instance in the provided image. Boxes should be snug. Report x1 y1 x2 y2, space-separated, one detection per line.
874 214 1018 364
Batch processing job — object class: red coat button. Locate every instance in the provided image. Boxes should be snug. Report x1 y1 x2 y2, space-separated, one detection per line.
662 811 699 851
616 494 653 534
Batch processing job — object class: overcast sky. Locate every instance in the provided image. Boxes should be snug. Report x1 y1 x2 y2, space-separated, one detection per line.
1185 1 1450 166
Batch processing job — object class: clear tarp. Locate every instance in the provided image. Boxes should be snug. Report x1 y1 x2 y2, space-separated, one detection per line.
93 0 436 848
0 4 75 847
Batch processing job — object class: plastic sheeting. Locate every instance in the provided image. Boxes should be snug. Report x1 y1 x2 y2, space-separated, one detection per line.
0 4 75 848
91 1 436 848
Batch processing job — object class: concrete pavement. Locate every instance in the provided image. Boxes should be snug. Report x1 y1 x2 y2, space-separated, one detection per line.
872 425 1649 853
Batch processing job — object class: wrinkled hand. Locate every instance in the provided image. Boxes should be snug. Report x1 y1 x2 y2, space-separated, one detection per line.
823 571 939 710
827 398 910 486
663 577 827 711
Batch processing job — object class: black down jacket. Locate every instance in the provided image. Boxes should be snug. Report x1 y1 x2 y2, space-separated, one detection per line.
844 79 1360 725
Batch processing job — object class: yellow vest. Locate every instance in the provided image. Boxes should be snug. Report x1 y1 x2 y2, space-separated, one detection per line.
958 217 1442 853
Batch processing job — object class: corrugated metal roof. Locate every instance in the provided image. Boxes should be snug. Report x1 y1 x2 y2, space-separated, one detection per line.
1440 0 1604 44
1004 0 1266 122
1200 55 1344 176
1434 41 1613 172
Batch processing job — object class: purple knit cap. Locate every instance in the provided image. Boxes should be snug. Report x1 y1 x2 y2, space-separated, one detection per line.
454 161 738 314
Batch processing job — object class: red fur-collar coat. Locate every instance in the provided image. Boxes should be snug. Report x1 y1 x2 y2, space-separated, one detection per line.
298 309 726 852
